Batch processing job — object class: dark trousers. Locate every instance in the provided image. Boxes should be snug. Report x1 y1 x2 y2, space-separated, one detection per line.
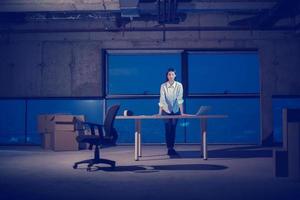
162 110 180 149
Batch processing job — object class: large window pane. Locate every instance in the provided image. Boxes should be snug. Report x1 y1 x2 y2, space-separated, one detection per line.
188 52 260 94
27 99 104 144
107 52 182 95
272 97 300 143
107 99 185 143
0 100 26 144
186 98 260 144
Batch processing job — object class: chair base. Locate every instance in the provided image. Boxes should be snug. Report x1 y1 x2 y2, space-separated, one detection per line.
73 158 116 171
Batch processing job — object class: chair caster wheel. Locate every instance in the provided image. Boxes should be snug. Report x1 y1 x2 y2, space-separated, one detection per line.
73 164 77 169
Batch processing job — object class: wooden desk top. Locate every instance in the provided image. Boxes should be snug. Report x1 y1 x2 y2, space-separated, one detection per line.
116 114 227 120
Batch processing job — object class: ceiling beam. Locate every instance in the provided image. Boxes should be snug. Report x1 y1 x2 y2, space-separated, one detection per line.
139 1 276 14
177 2 276 13
0 1 276 13
0 0 120 12
0 25 295 34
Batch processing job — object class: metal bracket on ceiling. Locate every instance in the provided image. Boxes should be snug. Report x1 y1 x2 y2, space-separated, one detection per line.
158 0 178 24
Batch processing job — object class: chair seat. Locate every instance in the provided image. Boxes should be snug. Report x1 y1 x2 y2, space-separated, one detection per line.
76 135 116 146
76 135 101 145
73 104 120 171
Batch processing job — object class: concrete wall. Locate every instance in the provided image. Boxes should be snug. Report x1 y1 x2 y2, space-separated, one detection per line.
0 13 300 144
0 41 102 97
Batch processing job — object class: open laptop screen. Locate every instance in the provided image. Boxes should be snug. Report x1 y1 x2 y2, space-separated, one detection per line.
195 106 211 115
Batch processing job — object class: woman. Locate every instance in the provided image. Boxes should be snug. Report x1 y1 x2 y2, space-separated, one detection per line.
158 68 186 157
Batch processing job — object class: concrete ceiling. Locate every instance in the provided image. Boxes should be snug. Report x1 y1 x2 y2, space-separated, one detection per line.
0 0 120 12
0 0 280 24
0 0 276 13
0 0 299 32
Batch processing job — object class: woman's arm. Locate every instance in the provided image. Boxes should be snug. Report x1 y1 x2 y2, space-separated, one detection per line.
177 83 185 115
158 107 163 115
158 85 167 115
179 104 184 115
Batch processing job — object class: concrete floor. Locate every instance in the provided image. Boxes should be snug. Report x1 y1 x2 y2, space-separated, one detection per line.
0 144 299 200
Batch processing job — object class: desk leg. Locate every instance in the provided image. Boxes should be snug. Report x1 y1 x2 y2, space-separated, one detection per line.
135 119 141 161
201 119 207 160
134 131 139 161
137 120 142 157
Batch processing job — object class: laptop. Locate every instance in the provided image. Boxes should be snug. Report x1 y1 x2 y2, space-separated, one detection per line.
195 106 211 115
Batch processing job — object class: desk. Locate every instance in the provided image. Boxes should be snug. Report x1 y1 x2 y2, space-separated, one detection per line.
116 114 227 161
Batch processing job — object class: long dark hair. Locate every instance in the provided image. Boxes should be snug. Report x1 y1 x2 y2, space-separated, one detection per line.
165 68 176 82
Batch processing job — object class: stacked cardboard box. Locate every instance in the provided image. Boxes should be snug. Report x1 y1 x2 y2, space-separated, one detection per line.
274 108 300 180
38 114 85 151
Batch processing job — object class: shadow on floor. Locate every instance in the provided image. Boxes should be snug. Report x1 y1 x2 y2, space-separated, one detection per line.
177 145 273 159
85 163 228 173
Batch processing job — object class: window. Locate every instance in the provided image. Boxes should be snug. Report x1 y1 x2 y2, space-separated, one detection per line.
0 100 26 144
106 50 261 144
186 98 260 143
188 52 260 94
107 50 182 95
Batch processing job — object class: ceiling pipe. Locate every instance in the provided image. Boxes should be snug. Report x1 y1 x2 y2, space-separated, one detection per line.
0 25 296 34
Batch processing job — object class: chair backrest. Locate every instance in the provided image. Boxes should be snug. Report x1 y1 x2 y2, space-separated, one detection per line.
103 104 120 136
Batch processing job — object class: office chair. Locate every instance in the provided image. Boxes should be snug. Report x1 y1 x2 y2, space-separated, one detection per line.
73 104 120 171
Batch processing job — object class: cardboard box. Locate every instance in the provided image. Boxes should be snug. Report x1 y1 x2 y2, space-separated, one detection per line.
37 115 53 133
38 114 85 133
40 130 86 151
48 115 76 132
52 131 78 151
37 114 86 151
47 121 74 132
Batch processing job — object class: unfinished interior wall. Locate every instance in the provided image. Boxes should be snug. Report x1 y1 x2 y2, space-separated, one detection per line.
0 13 299 144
